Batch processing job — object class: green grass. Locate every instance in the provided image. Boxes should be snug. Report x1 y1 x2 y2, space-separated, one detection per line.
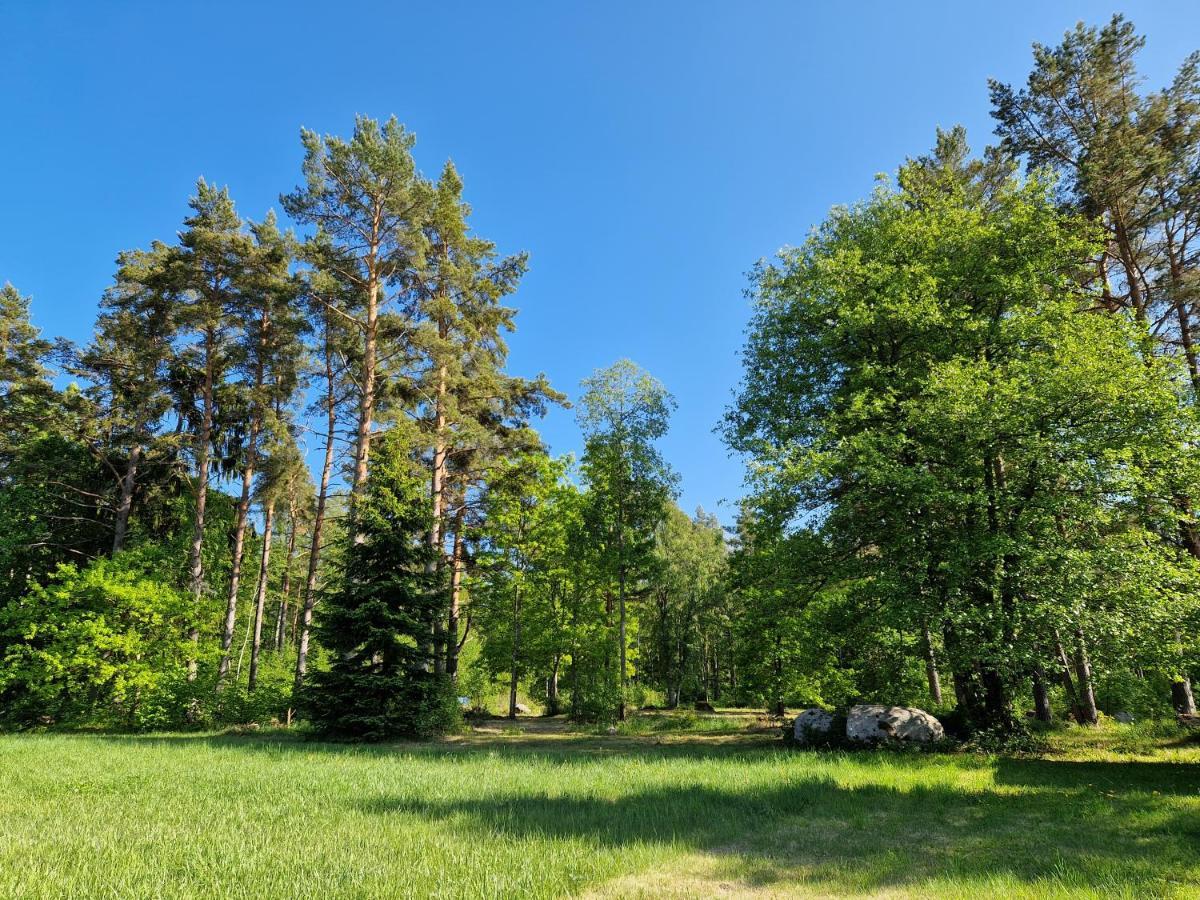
1 715 1198 898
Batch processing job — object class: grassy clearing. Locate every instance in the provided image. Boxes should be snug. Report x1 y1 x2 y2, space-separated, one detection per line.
1 713 1198 898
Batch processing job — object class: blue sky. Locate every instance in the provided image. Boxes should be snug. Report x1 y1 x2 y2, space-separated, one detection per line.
3 2 1197 521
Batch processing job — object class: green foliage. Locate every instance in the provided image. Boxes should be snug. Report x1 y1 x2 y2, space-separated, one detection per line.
725 149 1200 729
0 546 190 729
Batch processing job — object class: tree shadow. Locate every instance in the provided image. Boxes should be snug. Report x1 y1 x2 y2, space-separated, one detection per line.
993 757 1200 797
85 729 786 764
359 763 1200 894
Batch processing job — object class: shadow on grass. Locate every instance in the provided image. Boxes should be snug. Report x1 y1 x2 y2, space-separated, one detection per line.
992 757 1200 796
360 773 1200 894
44 730 1200 893
85 729 787 763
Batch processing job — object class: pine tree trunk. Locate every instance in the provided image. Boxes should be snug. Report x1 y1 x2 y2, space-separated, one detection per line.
248 500 275 692
111 441 142 555
185 327 216 682
217 406 262 689
351 253 379 503
428 359 448 667
446 516 465 679
293 320 338 702
275 511 298 652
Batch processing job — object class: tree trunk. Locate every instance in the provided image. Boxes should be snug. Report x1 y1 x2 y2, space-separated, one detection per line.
922 619 943 706
446 515 465 679
350 253 379 503
218 305 271 688
1172 629 1197 715
1031 667 1053 722
1071 625 1099 726
428 359 448 670
185 326 216 682
509 585 521 718
275 509 299 652
216 409 262 689
248 500 275 691
292 317 338 703
111 441 142 555
1054 631 1084 722
547 654 560 715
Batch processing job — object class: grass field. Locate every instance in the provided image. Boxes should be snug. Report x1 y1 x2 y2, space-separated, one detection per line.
2 712 1198 898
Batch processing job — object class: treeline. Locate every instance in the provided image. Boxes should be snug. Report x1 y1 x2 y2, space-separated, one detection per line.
5 16 1197 741
724 16 1200 734
0 117 740 736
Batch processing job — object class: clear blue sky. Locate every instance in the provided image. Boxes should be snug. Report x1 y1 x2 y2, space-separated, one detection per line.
3 2 1197 521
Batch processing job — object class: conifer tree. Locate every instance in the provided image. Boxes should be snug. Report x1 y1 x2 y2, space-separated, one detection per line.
413 161 561 672
0 283 55 466
215 213 303 688
71 247 177 555
169 180 254 679
303 427 456 739
281 117 428 502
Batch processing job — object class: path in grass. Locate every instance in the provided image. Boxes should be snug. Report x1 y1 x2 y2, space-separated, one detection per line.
1 718 1198 898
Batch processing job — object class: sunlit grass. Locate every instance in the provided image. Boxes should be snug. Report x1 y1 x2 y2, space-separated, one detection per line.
1 717 1197 898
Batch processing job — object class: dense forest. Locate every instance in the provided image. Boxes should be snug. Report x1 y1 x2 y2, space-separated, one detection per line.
1 15 1197 742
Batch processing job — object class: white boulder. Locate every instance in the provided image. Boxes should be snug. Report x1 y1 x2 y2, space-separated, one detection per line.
792 708 835 745
847 705 944 744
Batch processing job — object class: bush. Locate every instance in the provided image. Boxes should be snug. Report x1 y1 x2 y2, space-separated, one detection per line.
0 547 191 730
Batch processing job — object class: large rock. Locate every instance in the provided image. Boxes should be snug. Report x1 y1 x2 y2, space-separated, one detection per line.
793 708 835 745
847 705 944 744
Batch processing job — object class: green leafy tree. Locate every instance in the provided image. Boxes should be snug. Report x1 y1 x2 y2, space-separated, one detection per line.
473 452 571 717
725 160 1199 730
577 359 677 719
991 14 1200 715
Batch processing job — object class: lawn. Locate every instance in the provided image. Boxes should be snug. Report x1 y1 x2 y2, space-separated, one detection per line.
1 713 1198 898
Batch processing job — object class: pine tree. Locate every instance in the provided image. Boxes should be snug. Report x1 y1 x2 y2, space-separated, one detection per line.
413 161 561 674
281 117 428 503
216 213 303 688
0 283 55 466
71 246 177 555
169 180 254 679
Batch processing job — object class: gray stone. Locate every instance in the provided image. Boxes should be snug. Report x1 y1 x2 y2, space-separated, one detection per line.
1113 711 1135 724
514 702 531 714
792 708 835 745
846 705 944 744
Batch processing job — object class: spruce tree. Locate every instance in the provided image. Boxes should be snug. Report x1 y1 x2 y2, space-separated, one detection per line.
303 427 457 739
